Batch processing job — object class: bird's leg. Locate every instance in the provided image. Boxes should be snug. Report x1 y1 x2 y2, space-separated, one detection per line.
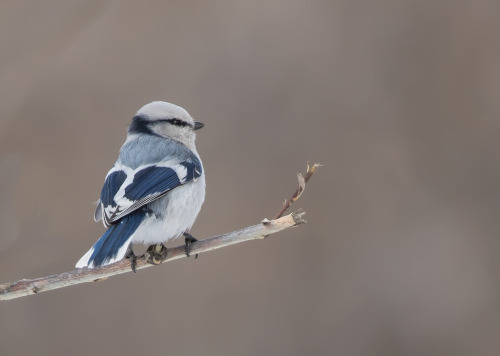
146 243 168 265
184 232 199 259
125 244 138 273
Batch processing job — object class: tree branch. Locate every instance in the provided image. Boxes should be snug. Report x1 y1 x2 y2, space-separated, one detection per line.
0 162 321 301
0 213 305 300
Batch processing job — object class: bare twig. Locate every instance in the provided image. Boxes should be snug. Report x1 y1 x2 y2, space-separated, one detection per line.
273 162 323 219
0 162 321 301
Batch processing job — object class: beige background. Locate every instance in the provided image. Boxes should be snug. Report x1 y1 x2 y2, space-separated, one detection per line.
1 1 500 355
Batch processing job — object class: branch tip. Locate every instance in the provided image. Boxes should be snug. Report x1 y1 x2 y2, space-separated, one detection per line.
291 211 307 225
306 162 323 177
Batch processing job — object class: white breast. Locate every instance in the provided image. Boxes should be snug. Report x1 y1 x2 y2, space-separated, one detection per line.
130 173 206 245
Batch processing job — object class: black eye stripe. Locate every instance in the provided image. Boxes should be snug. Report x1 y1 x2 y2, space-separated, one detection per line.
156 118 192 128
129 116 193 136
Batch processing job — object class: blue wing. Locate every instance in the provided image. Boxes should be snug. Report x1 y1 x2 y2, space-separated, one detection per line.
96 155 202 227
101 170 127 209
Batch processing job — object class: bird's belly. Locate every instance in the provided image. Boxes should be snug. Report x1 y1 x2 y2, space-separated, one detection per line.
130 175 205 245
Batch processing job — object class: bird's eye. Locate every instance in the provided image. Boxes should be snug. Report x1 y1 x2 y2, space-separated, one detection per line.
169 118 188 127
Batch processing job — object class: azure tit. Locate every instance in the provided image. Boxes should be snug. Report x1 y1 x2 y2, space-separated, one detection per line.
76 101 206 270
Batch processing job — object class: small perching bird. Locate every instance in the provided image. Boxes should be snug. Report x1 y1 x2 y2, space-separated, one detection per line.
76 101 206 269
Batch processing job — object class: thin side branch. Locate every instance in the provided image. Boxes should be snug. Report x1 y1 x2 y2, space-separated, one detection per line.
0 161 321 301
273 162 323 219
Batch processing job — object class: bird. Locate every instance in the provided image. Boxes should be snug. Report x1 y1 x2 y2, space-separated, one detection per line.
76 101 206 270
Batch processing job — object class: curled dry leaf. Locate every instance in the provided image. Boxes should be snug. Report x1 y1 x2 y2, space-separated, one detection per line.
291 173 306 203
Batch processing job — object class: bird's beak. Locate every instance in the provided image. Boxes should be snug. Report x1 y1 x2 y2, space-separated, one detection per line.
193 121 204 130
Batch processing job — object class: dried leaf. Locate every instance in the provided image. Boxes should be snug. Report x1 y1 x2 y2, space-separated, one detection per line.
291 173 306 203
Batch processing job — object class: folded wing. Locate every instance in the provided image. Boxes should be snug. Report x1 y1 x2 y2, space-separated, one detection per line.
95 156 202 227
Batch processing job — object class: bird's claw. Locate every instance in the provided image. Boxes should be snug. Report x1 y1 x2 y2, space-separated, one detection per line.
146 243 168 265
125 245 138 273
184 232 199 259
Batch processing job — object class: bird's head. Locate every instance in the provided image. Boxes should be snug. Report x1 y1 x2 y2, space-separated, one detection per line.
129 101 203 148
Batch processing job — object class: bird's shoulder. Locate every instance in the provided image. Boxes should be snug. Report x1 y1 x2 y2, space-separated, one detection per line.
117 134 196 169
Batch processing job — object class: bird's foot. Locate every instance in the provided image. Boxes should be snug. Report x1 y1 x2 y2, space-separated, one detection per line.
125 245 138 273
184 232 199 259
146 243 168 265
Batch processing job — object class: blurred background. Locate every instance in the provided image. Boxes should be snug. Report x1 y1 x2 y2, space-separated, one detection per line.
1 1 499 355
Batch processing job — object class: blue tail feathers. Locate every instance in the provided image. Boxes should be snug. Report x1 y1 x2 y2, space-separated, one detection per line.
76 210 145 268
